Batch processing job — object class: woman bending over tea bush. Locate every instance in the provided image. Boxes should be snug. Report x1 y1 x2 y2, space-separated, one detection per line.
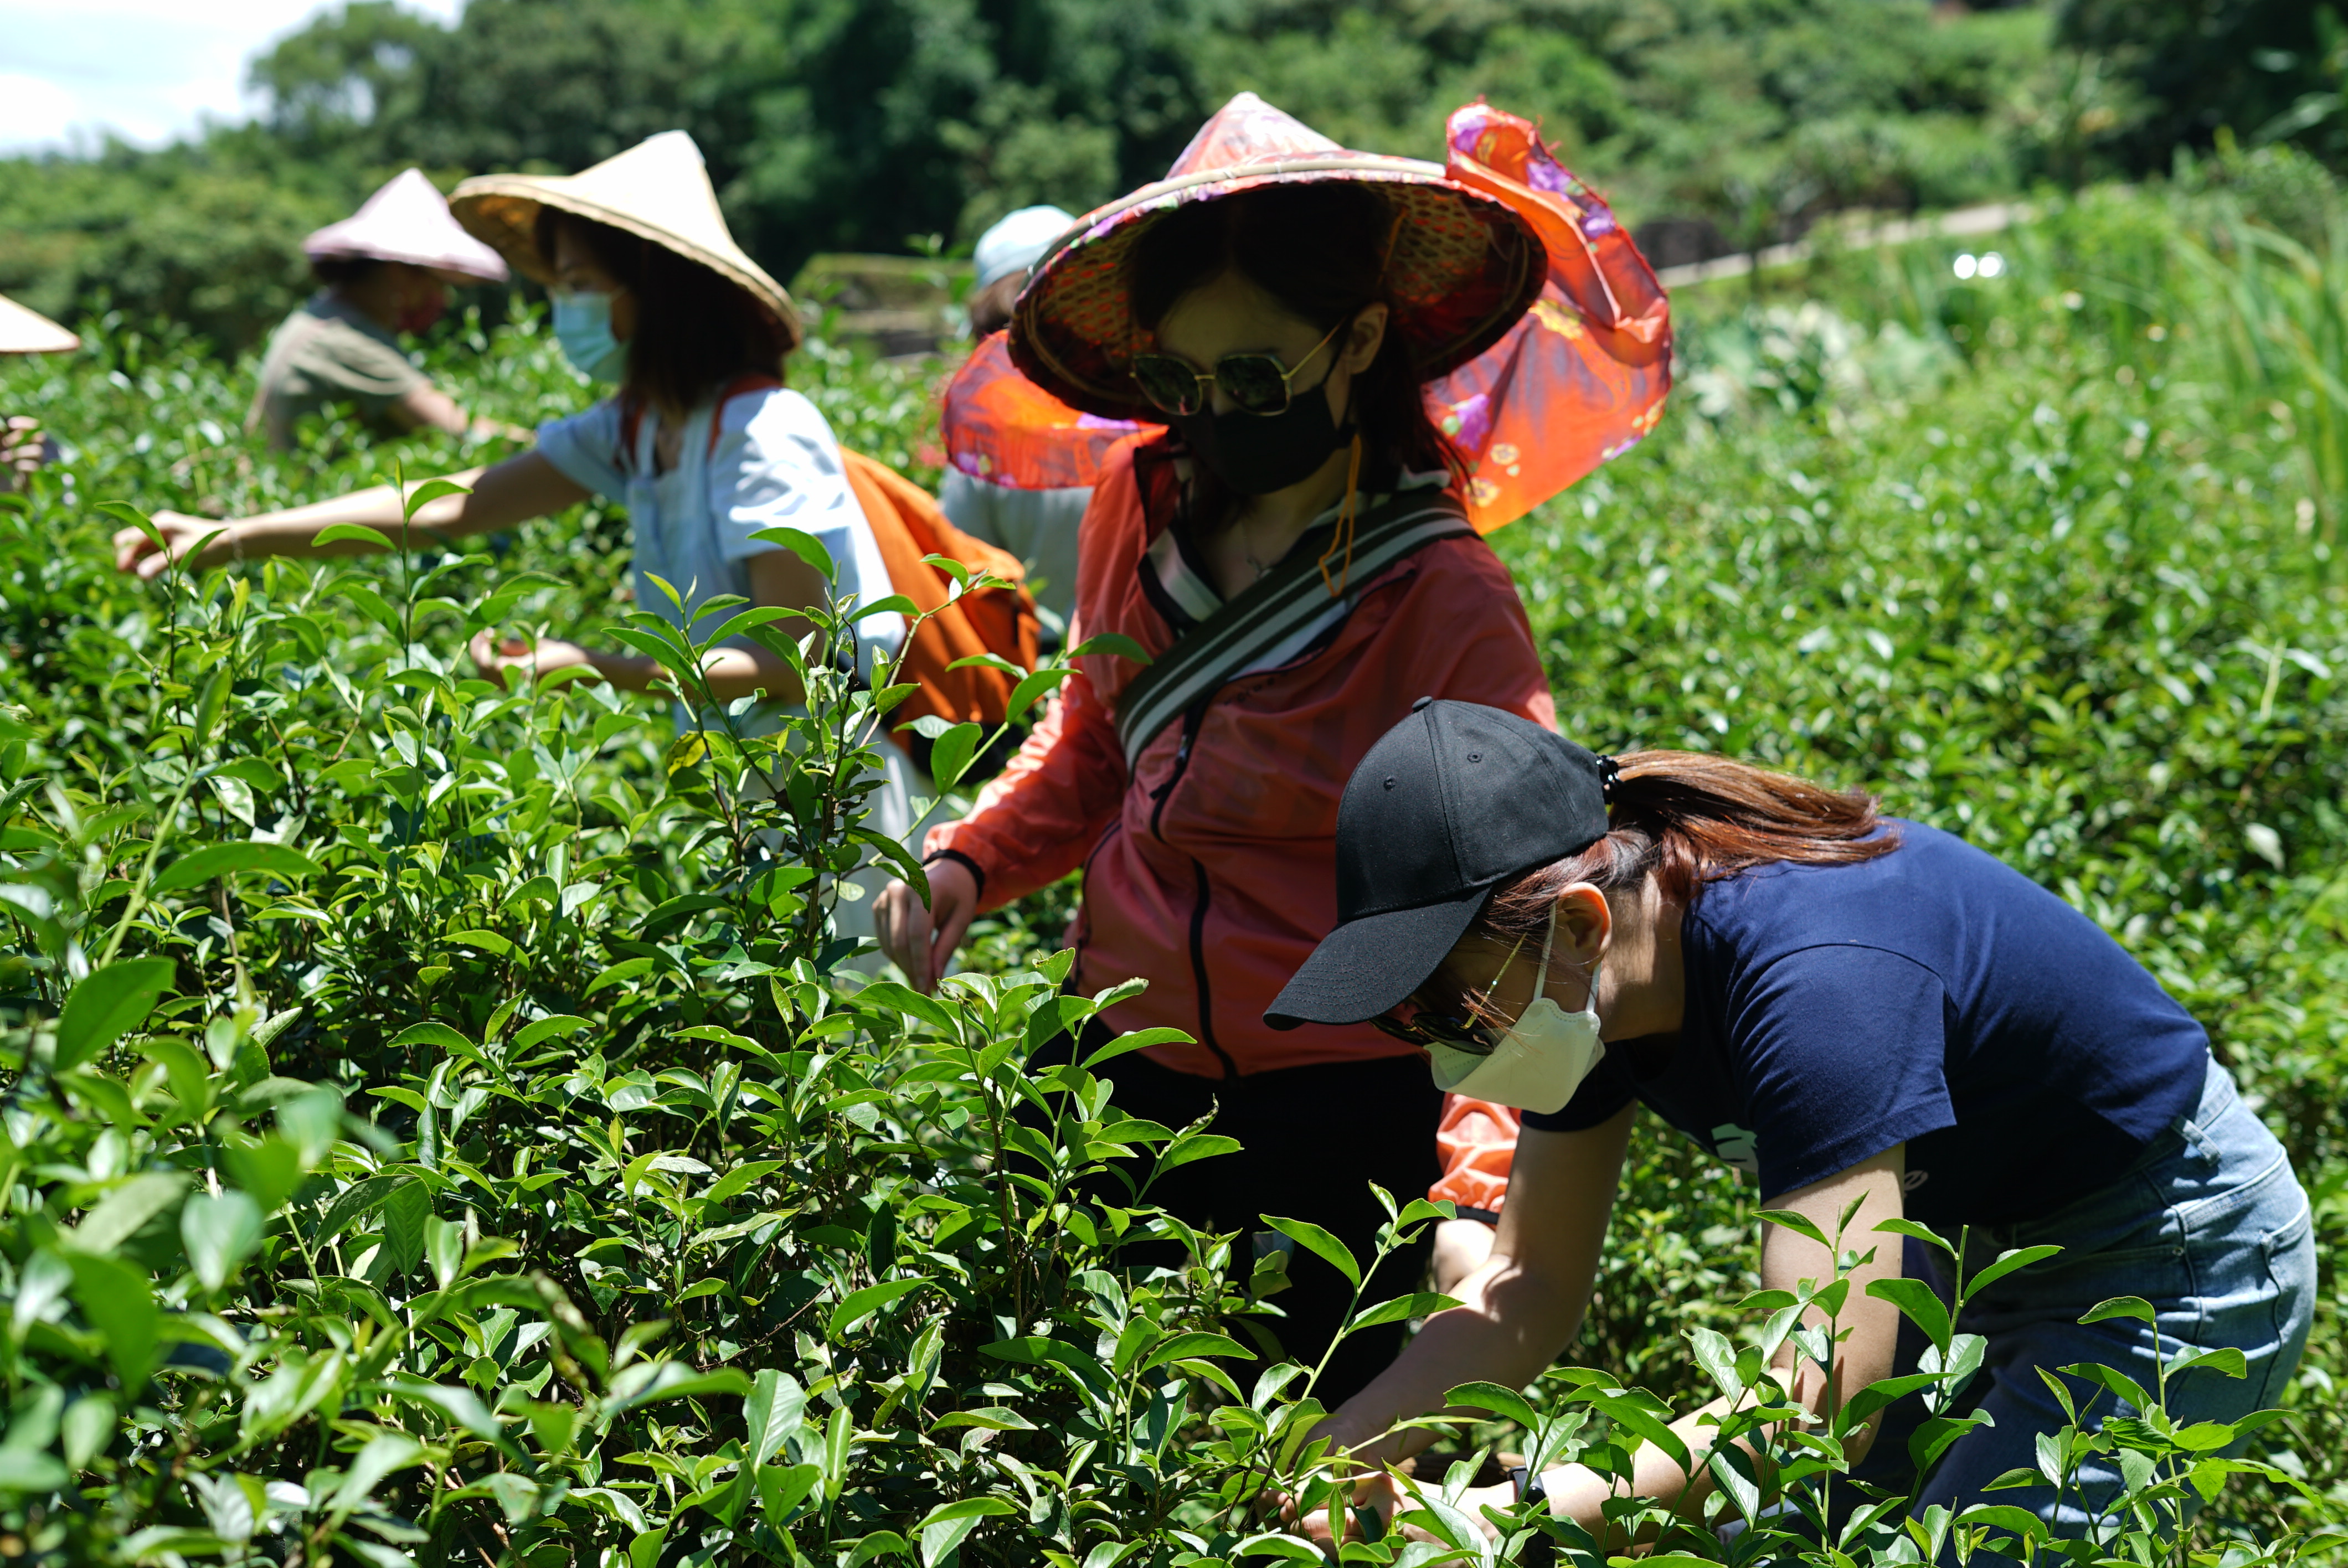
1266 700 2316 1548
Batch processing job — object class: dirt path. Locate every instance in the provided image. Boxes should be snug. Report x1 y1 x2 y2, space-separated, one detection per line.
1656 201 2031 290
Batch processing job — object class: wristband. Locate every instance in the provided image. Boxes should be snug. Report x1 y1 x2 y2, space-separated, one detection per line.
922 847 985 904
1508 1467 1556 1566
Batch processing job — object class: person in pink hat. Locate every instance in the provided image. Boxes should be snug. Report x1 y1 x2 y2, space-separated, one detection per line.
249 169 514 448
874 92 1670 1397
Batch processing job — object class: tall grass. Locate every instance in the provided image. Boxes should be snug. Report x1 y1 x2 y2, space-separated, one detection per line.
2183 215 2348 546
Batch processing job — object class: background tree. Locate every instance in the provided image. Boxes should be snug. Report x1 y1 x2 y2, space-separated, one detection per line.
7 0 2347 353
2056 0 2342 168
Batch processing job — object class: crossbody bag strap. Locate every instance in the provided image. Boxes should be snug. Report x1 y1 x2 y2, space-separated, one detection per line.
1113 489 1476 770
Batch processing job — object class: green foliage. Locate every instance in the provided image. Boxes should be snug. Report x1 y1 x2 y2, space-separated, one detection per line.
14 0 2348 357
0 176 2344 1562
2057 0 2345 167
0 130 353 355
0 311 1489 1566
0 0 2165 353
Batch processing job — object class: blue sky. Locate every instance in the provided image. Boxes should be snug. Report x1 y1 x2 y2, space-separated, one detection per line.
0 0 463 154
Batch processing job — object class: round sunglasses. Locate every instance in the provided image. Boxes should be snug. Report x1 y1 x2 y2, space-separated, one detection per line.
1373 1009 1500 1056
1371 930 1531 1058
1128 316 1351 419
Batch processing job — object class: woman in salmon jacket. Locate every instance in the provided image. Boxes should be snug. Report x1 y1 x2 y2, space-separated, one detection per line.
876 93 1670 1396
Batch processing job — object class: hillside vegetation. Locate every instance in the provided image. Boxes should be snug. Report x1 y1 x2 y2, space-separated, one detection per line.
2 0 2339 353
0 156 2340 1562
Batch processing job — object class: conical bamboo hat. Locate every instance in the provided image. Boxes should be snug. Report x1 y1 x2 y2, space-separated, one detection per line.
0 293 77 355
1010 93 1545 421
304 168 509 283
450 131 799 349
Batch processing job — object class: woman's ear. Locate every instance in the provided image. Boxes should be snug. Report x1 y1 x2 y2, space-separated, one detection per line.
1552 884 1611 967
1341 301 1389 373
609 288 639 344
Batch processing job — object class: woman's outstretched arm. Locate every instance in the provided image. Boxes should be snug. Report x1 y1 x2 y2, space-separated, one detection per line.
1309 1129 1910 1550
112 450 589 580
470 546 826 706
1312 1106 1636 1476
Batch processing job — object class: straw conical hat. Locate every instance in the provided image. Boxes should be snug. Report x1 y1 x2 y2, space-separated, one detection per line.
450 131 799 349
0 293 78 355
303 168 509 283
1010 92 1546 422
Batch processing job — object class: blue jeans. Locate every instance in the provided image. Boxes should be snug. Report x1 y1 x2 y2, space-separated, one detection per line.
1856 1058 2315 1552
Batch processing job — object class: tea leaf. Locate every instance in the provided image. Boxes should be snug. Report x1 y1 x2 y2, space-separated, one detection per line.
181 1192 264 1292
151 843 323 895
54 958 177 1071
1259 1216 1360 1289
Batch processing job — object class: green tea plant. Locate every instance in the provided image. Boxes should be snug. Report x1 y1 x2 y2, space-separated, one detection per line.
1285 1211 2340 1568
0 170 2343 1562
0 462 1386 1565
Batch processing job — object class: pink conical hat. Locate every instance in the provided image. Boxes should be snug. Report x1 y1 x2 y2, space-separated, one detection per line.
1162 90 1343 171
303 169 509 284
975 95 1669 531
1009 93 1544 425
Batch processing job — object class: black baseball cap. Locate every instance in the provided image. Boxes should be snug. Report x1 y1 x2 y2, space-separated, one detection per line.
1265 699 1613 1029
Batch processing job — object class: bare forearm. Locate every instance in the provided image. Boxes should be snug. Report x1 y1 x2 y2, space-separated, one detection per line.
215 451 586 560
1324 1262 1585 1469
224 472 486 555
578 646 806 706
390 384 472 438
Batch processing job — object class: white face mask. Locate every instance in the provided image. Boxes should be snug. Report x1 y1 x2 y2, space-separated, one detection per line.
1426 906 1604 1115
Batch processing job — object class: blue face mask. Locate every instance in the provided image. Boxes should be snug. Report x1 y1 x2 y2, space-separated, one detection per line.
552 290 630 383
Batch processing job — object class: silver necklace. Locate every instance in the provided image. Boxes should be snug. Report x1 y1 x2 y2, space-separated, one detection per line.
1236 514 1276 579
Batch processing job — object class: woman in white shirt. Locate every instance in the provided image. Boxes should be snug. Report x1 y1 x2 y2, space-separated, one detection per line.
115 132 896 702
110 132 915 937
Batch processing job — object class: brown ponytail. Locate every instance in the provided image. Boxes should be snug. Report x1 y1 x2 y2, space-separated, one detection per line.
1459 750 1899 963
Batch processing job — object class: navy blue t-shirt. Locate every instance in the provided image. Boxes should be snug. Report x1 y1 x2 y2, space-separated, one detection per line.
1522 821 2210 1229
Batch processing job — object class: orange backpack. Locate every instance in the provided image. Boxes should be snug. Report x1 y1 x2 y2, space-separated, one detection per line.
836 446 1041 746
625 378 1042 756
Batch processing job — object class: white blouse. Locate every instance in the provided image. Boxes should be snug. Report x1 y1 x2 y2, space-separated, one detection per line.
535 384 905 682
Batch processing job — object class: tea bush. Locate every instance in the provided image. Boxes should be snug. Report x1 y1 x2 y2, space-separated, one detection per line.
0 312 1425 1566
0 177 2340 1566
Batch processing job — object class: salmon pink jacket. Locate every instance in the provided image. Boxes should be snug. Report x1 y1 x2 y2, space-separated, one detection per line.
924 436 1557 1080
1433 1096 1522 1216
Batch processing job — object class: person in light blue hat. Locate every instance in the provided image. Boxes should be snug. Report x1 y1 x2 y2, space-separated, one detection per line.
940 204 1090 639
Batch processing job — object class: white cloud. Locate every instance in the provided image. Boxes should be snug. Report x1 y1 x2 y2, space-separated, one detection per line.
0 74 85 152
0 0 465 155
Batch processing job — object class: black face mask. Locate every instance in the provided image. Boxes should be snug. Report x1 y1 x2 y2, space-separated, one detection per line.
1173 388 1348 496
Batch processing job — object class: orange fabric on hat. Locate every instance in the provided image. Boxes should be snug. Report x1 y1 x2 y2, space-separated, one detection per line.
925 436 1557 1078
940 331 1157 492
1431 1095 1523 1216
970 97 1670 524
1429 103 1671 533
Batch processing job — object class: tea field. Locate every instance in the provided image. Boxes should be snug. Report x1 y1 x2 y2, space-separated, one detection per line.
0 160 2341 1565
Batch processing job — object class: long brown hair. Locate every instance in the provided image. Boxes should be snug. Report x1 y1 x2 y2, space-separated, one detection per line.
1126 183 1466 523
536 209 792 416
1426 751 1899 1011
